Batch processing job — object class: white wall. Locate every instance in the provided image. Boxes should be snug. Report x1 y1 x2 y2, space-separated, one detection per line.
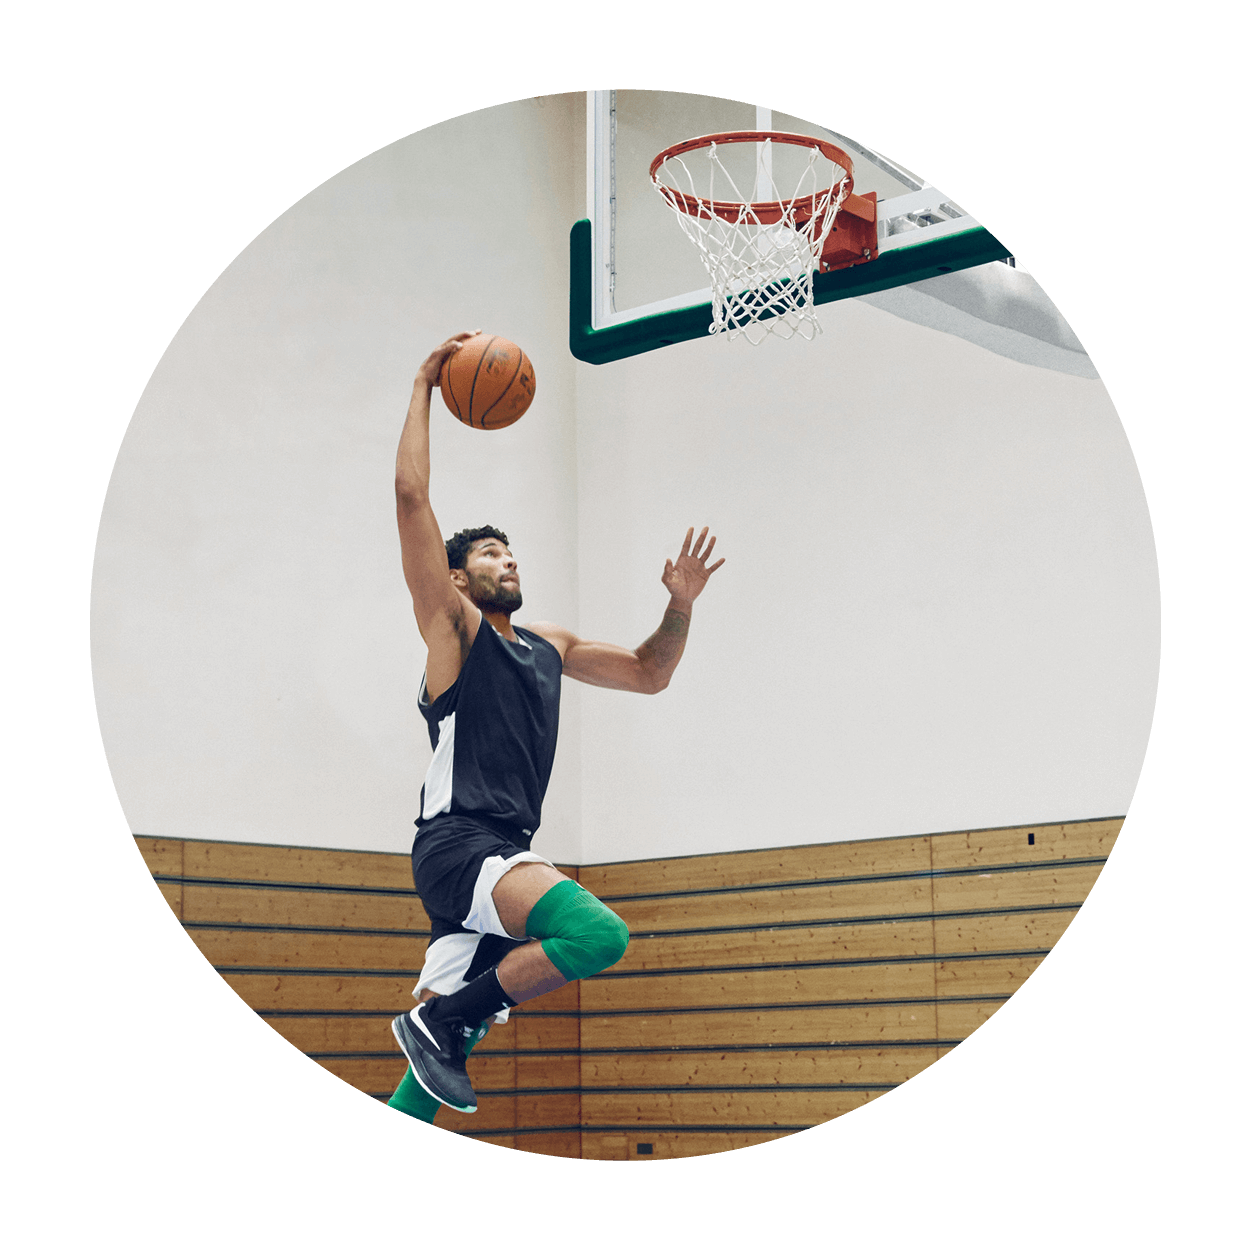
92 93 1158 866
573 299 1158 862
92 94 588 860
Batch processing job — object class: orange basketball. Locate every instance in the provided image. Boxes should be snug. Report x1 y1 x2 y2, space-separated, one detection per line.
438 333 536 430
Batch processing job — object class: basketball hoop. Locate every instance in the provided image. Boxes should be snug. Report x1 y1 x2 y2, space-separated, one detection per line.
650 131 875 344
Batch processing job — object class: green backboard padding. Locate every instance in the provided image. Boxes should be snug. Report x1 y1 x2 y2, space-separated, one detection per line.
569 218 1012 365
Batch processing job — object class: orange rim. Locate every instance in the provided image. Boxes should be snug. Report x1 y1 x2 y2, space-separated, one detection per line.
650 131 856 226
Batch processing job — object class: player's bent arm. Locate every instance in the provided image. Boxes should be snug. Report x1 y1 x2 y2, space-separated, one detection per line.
527 606 692 695
525 622 660 694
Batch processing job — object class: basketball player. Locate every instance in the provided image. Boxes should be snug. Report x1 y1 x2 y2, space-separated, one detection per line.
387 331 724 1121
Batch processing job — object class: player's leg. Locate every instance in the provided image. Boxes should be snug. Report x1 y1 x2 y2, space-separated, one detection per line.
416 863 629 1030
398 863 629 1112
493 862 573 998
495 862 630 998
395 821 629 1113
392 973 503 1115
415 860 630 1025
388 996 489 1122
394 820 528 1113
421 863 629 1020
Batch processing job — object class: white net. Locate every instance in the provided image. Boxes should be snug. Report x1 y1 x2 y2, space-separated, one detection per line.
652 136 851 344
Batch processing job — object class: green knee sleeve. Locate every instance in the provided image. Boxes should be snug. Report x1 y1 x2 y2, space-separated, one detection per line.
524 879 630 982
388 1019 489 1122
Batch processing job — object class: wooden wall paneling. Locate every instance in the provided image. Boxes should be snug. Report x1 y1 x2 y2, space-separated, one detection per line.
579 835 940 1146
135 836 184 877
134 837 589 1118
583 1130 794 1161
180 839 414 889
572 815 1120 1155
582 1006 944 1055
134 821 1114 1158
931 863 1104 913
579 835 934 898
929 817 1122 869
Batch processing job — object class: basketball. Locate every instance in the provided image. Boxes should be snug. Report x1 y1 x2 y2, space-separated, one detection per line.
439 333 536 430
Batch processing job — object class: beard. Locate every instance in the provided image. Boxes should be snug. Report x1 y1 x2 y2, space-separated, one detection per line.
468 571 523 615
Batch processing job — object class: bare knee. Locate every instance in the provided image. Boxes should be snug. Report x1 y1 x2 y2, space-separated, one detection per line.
492 862 571 938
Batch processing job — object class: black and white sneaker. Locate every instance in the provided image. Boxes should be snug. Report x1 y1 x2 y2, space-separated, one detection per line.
391 1004 477 1114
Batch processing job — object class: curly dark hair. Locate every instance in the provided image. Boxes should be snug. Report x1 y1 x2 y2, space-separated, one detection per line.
445 525 510 570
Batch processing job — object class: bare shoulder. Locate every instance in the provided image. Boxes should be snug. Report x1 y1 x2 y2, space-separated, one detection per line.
524 620 577 660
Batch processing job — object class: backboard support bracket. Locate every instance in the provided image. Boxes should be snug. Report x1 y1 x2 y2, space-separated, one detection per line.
820 191 878 272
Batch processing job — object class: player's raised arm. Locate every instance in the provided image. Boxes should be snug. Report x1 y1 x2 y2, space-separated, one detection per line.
395 333 481 663
529 527 724 695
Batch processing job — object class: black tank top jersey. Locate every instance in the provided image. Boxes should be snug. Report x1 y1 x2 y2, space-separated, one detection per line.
417 621 562 835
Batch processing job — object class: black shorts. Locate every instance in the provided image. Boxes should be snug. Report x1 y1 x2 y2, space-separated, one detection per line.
409 814 556 1000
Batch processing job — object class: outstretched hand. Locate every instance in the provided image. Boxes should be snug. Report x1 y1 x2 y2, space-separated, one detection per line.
662 527 725 604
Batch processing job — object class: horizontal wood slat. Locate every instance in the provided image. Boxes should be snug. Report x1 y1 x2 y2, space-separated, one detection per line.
613 877 934 934
931 863 1104 912
580 1047 940 1088
579 836 933 898
929 818 1122 869
582 961 939 1013
318 1054 517 1094
223 973 416 1013
935 956 1045 996
933 908 1079 953
617 919 935 973
190 928 426 970
182 884 427 931
455 1133 581 1155
936 999 1009 1037
581 1087 884 1126
581 1129 794 1160
136 834 414 889
581 1004 941 1049
135 837 183 876
136 818 1112 1160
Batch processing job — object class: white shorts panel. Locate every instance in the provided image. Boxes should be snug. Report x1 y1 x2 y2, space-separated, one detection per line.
464 849 554 938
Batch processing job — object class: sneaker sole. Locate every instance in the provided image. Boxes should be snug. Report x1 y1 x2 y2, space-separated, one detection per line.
391 1015 477 1115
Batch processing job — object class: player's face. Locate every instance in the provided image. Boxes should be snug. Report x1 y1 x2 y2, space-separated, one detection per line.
463 538 522 613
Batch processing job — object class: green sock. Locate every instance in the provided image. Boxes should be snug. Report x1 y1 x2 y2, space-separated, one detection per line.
387 1018 490 1122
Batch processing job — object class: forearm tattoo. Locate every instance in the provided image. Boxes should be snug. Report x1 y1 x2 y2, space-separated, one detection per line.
641 608 690 669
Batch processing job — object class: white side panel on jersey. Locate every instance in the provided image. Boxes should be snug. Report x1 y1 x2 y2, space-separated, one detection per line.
421 712 456 820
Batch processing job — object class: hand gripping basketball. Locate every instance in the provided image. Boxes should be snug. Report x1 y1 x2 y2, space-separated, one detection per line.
438 332 536 430
416 331 478 389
